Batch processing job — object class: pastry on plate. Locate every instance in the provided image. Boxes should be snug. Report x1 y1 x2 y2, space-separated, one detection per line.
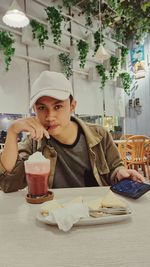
40 199 62 216
101 190 127 208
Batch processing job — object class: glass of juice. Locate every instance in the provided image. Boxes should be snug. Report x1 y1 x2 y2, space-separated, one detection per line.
24 160 50 197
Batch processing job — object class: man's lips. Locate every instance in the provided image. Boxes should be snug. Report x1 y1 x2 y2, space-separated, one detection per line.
45 125 58 130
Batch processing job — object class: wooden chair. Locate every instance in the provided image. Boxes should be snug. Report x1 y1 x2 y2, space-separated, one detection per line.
125 135 150 179
117 141 128 167
120 134 134 140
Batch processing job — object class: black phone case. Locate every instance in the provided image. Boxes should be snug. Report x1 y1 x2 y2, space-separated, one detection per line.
110 178 150 199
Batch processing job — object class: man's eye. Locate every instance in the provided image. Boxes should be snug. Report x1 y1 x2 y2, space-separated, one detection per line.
38 106 46 110
54 105 63 110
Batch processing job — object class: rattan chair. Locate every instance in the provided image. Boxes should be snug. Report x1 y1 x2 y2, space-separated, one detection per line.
117 141 128 167
125 135 150 179
120 134 134 140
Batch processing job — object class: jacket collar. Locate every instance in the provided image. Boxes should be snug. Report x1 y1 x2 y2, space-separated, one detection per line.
72 116 103 148
39 116 103 150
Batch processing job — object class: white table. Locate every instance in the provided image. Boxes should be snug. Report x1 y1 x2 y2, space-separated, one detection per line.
0 186 150 267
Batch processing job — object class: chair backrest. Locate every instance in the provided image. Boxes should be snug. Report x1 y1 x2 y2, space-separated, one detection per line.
125 135 150 163
120 134 134 140
117 142 128 167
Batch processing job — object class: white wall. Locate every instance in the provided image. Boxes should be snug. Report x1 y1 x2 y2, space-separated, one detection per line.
125 35 150 136
0 0 125 119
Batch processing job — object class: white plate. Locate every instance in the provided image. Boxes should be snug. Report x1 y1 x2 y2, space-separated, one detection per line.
37 212 131 226
36 197 132 227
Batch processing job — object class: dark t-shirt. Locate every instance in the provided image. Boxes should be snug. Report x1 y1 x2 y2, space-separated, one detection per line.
48 124 99 188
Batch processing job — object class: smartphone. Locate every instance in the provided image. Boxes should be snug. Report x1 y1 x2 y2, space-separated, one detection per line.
110 178 150 199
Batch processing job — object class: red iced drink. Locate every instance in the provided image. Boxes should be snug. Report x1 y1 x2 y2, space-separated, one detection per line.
26 172 49 196
24 159 50 197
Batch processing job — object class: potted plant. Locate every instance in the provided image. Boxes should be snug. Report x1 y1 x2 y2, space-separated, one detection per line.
0 30 15 71
59 52 73 79
45 6 64 45
109 55 120 79
77 39 89 69
30 19 49 48
96 64 108 90
119 72 132 95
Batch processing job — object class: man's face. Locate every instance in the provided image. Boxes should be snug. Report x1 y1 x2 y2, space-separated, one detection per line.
34 96 76 137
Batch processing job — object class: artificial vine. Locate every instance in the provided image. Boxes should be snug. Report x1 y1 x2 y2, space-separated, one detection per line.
45 6 64 45
109 0 150 44
83 0 99 27
0 30 15 71
96 64 108 90
107 0 119 10
120 46 128 67
30 19 49 48
119 72 132 96
59 53 73 79
93 30 105 55
109 55 120 79
61 0 150 45
63 0 76 8
77 39 89 69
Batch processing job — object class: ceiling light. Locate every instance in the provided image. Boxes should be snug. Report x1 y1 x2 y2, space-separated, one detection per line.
94 45 110 62
94 0 110 62
2 0 29 28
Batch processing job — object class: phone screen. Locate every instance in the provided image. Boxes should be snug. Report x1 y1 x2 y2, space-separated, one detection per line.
110 178 150 199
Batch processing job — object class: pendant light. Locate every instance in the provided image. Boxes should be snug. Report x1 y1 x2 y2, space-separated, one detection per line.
2 0 29 28
94 0 110 62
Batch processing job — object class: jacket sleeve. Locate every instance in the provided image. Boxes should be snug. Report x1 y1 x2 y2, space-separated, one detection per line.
100 128 126 184
0 137 34 193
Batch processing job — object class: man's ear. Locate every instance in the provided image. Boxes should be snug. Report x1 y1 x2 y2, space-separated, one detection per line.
70 99 77 112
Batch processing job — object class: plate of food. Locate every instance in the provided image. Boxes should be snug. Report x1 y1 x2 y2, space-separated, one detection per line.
36 190 132 230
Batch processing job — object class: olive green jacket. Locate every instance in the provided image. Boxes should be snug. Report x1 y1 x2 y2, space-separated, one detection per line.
0 117 125 192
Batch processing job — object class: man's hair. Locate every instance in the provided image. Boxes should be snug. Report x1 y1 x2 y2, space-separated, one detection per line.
69 95 73 103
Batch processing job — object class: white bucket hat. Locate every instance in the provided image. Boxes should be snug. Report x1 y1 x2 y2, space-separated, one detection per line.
30 71 73 108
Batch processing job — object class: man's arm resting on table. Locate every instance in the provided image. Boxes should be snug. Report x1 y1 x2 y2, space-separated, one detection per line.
102 130 146 184
0 157 27 193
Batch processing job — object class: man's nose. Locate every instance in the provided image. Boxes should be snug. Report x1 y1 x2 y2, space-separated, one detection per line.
45 109 56 120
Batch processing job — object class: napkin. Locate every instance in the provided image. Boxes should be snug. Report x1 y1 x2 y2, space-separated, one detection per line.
47 202 89 232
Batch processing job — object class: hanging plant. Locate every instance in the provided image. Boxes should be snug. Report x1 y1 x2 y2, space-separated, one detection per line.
141 1 150 12
77 39 89 69
0 30 15 71
113 1 150 44
93 30 105 55
63 0 76 8
109 55 120 79
119 72 132 96
115 25 127 44
84 3 93 27
120 46 128 67
30 19 49 48
84 0 99 27
45 6 64 45
59 53 73 79
96 64 108 90
77 0 98 27
107 0 119 10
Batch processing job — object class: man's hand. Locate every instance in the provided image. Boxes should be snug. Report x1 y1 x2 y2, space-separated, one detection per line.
8 117 49 140
116 168 146 183
1 117 49 172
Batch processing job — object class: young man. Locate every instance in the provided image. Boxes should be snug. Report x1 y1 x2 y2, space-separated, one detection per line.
0 71 145 192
